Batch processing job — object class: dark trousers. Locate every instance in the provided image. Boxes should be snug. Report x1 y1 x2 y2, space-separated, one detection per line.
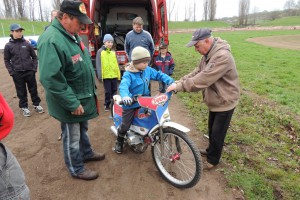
118 108 136 136
103 78 118 108
206 108 235 165
12 71 41 108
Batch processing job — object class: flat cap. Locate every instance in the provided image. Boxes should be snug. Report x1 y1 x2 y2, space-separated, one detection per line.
60 0 92 24
186 28 212 47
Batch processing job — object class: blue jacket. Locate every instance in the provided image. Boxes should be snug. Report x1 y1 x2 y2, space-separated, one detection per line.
119 63 174 110
152 52 175 76
124 30 154 61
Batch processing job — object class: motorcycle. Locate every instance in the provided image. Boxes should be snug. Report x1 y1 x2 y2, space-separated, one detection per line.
110 91 202 188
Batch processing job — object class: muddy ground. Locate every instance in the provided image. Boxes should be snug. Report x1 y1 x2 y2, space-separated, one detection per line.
0 52 243 200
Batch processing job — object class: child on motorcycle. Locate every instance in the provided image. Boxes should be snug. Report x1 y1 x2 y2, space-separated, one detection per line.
114 46 174 153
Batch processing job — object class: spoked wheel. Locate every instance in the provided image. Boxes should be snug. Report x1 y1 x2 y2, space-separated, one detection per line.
151 127 202 188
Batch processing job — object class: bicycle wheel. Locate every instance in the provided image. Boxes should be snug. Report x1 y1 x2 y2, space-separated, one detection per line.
151 127 202 188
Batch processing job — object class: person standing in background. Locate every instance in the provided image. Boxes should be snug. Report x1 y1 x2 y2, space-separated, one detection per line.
96 34 121 111
4 23 44 117
152 42 175 93
124 17 154 61
44 10 58 30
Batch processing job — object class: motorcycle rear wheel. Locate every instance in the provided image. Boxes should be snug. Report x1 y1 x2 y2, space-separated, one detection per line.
151 127 202 188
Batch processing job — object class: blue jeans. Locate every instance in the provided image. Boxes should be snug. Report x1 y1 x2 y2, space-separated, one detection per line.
61 121 94 176
0 143 30 200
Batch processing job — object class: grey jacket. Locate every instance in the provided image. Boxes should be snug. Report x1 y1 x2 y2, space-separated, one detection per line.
176 38 240 112
0 143 30 200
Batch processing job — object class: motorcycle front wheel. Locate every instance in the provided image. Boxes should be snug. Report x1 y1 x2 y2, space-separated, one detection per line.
151 127 202 188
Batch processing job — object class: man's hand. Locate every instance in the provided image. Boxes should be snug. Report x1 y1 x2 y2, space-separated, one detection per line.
71 104 84 115
166 83 177 93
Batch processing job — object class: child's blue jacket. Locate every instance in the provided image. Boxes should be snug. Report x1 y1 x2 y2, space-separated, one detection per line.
119 63 174 109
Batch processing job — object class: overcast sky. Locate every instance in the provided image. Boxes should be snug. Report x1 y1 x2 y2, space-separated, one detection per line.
168 0 288 21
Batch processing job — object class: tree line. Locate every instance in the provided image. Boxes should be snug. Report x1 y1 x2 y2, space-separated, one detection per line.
168 0 300 26
0 0 62 22
1 0 300 26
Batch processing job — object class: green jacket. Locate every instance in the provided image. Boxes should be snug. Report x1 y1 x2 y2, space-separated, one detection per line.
95 46 120 81
37 18 98 123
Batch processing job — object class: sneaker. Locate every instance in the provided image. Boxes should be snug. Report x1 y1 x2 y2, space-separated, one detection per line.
34 105 44 113
104 106 109 112
22 108 31 117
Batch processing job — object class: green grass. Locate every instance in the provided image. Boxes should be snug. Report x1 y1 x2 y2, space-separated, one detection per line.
168 21 231 30
257 16 300 26
168 30 300 199
0 19 48 37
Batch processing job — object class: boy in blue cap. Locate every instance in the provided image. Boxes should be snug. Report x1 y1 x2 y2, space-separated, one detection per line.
96 34 121 111
4 23 44 117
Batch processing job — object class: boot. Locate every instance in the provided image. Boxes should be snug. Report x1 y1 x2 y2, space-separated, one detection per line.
114 136 124 154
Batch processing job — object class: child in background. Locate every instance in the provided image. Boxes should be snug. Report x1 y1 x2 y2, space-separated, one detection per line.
4 23 44 117
152 42 175 93
114 46 174 154
96 34 121 111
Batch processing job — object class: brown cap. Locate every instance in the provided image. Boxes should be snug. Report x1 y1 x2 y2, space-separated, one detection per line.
186 28 212 47
60 0 92 24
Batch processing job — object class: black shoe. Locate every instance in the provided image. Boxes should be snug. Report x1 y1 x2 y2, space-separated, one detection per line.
200 149 208 157
114 137 124 154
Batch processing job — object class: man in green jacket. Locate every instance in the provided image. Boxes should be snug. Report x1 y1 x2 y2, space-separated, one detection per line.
38 0 105 181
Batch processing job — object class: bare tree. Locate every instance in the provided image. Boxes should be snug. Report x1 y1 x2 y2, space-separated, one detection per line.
28 0 37 20
284 0 298 15
193 0 196 21
3 0 13 18
38 0 44 21
167 0 175 21
16 0 26 19
251 6 259 24
239 0 250 26
203 0 208 21
52 0 63 10
208 0 216 21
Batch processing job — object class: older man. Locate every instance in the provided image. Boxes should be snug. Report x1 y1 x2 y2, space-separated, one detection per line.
167 28 240 170
38 0 105 180
124 16 154 61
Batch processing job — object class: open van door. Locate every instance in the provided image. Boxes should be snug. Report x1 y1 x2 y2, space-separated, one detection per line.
79 0 98 64
156 0 169 46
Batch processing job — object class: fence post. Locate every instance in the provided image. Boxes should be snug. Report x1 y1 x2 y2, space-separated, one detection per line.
1 23 5 37
32 24 35 36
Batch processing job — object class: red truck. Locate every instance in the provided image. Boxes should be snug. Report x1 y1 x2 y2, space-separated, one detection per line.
79 0 168 74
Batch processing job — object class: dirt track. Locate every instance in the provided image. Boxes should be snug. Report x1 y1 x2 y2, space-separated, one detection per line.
0 52 240 200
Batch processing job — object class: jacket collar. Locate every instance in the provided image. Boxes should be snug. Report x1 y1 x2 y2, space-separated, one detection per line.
52 18 81 44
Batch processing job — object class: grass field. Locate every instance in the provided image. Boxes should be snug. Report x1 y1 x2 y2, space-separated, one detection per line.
0 19 48 37
257 16 300 27
168 30 300 199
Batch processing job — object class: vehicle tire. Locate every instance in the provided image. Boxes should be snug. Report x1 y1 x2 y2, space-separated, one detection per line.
151 127 202 188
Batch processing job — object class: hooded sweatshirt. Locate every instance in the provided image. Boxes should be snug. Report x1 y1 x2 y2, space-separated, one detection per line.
175 38 240 112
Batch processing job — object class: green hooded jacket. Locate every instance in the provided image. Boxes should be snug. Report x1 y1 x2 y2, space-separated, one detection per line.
37 18 98 123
